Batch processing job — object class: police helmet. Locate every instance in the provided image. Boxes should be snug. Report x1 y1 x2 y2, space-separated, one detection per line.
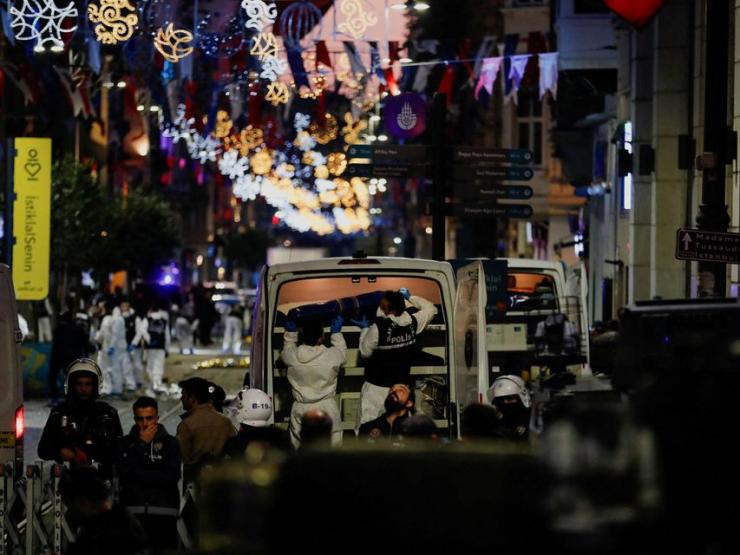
64 358 103 395
234 388 272 427
488 375 531 408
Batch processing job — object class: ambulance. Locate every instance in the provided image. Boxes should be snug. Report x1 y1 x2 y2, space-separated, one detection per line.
0 264 24 471
247 253 459 437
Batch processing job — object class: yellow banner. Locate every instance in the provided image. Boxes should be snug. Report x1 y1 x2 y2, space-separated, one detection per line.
12 138 52 301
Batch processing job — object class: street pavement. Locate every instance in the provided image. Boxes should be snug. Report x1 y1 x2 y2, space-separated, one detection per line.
23 348 248 465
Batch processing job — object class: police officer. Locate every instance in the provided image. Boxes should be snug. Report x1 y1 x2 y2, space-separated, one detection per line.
38 359 123 475
135 303 170 396
118 396 181 553
354 289 437 427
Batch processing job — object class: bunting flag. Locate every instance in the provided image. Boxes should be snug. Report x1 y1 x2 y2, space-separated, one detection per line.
437 64 455 105
73 72 97 119
343 41 366 75
538 52 559 99
315 40 332 70
288 49 310 88
503 34 519 98
180 51 194 82
368 41 386 84
383 67 400 95
54 67 84 116
1 7 14 45
87 37 102 74
507 54 530 103
475 56 502 99
0 61 34 105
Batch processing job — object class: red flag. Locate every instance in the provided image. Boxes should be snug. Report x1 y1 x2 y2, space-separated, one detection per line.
316 40 332 70
383 68 400 96
389 41 399 64
437 65 455 105
316 89 327 123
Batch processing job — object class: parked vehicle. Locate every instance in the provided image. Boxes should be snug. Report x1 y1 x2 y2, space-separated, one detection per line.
0 264 24 471
247 253 459 437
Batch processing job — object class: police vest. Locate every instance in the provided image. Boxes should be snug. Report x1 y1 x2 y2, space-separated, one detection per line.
364 315 418 387
124 314 137 344
147 316 167 349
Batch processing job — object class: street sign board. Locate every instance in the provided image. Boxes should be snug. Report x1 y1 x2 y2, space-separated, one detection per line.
456 184 533 201
347 163 428 178
12 138 52 300
453 165 534 181
675 228 740 264
347 144 428 163
450 203 533 219
453 147 534 165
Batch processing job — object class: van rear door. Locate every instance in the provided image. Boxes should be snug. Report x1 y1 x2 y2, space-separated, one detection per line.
0 264 23 470
453 261 487 407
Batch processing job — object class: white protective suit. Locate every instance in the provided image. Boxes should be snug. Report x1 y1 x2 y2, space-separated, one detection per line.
222 313 243 354
134 309 170 394
281 330 347 448
356 295 438 428
95 307 136 395
175 315 196 354
122 307 145 387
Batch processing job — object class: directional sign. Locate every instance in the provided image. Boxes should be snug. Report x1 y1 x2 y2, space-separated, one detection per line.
456 184 533 201
449 203 533 219
347 163 428 178
453 165 534 182
347 144 428 163
675 228 740 264
453 147 534 165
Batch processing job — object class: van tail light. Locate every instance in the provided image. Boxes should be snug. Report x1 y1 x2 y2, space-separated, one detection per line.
15 405 24 440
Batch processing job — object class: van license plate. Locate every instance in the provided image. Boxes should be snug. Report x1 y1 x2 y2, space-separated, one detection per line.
0 432 16 448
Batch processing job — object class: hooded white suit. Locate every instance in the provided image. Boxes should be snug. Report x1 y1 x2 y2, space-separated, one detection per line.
95 307 136 395
281 330 347 448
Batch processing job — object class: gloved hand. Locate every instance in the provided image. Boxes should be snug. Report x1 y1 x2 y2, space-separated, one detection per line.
351 316 369 329
330 315 344 333
399 288 411 300
285 320 298 332
127 344 136 353
106 347 115 357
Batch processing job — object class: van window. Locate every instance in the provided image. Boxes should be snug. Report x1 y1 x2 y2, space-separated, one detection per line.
507 272 558 310
270 276 450 436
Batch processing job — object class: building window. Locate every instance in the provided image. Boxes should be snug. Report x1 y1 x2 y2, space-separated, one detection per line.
517 94 544 165
574 0 610 13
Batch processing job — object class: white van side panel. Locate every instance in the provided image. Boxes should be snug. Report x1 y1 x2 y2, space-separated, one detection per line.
0 264 23 466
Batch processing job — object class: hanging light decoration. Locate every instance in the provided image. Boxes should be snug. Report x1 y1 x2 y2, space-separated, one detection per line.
279 0 322 51
153 23 194 62
309 114 339 145
87 0 139 45
242 0 277 31
10 0 78 52
249 31 279 61
265 81 290 106
337 0 378 40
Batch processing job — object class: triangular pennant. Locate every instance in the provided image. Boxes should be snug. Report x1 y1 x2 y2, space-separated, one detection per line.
538 52 558 99
475 57 503 99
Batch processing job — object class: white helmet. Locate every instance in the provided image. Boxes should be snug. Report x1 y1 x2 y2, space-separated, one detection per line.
489 375 531 408
234 388 272 427
64 358 103 395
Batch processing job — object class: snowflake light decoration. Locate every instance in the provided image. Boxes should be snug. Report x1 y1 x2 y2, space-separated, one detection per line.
233 174 262 201
10 0 78 52
162 104 197 144
309 114 339 145
250 150 273 175
260 56 287 82
242 0 277 31
342 112 368 145
294 112 311 132
219 150 250 179
188 134 222 164
88 0 138 45
294 131 317 152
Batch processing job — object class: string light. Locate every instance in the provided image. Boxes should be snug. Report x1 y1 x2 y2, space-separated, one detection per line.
309 114 339 145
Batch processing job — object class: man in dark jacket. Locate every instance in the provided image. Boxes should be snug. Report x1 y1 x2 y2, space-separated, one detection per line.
60 465 148 555
118 396 181 553
38 359 123 477
48 312 92 404
358 384 415 441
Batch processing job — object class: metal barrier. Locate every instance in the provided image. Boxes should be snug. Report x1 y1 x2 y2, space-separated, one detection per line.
0 462 195 554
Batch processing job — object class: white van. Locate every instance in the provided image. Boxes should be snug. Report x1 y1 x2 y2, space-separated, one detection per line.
248 254 459 437
453 258 590 407
0 264 24 471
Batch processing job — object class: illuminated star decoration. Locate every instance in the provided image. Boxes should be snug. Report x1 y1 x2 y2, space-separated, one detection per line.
10 0 78 52
250 31 278 61
242 0 277 31
154 23 194 62
337 0 378 40
219 150 250 179
87 0 138 45
260 55 287 82
294 112 311 132
265 81 290 106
